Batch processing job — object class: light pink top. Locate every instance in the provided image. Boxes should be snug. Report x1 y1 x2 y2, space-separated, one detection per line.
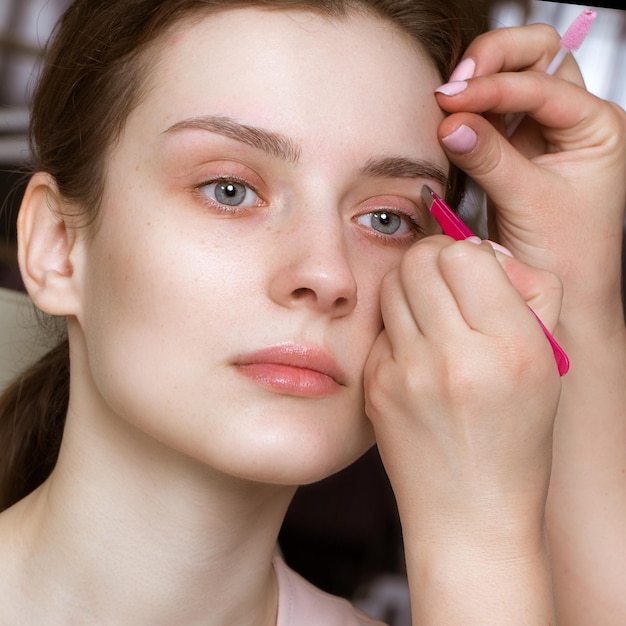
273 554 387 626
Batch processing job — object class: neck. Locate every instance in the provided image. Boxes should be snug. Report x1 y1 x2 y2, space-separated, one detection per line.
2 398 296 625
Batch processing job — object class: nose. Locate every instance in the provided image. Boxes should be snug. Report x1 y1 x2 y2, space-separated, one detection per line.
268 210 358 317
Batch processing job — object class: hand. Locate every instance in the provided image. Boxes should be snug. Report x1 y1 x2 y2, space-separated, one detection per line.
429 24 626 624
365 235 562 546
435 24 626 332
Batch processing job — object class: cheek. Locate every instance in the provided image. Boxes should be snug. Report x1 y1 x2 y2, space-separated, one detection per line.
82 212 243 319
349 238 407 318
78 209 271 390
78 221 197 376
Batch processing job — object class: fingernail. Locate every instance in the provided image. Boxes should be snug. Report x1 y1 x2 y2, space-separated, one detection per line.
434 80 468 96
486 240 514 257
448 58 476 82
465 236 513 258
440 124 478 154
465 235 513 258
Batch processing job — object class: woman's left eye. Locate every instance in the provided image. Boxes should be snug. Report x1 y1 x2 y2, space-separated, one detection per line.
198 179 260 208
356 210 423 239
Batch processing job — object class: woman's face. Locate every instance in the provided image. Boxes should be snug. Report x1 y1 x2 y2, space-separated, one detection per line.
74 7 448 484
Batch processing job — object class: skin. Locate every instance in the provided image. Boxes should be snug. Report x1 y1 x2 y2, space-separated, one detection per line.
69 8 449 486
360 22 626 625
2 8 453 625
0 9 571 626
433 24 626 624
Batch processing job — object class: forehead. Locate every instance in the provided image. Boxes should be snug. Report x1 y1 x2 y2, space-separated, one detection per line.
127 7 447 169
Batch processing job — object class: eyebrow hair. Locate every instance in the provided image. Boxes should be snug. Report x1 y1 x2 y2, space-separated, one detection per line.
360 156 448 187
163 115 301 163
164 115 448 187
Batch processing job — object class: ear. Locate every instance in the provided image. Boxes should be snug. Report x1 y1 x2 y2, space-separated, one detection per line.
17 172 83 317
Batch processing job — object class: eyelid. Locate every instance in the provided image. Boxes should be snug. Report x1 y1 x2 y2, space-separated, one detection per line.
194 175 265 212
197 174 258 191
360 194 427 226
192 159 266 190
354 206 427 245
358 210 422 232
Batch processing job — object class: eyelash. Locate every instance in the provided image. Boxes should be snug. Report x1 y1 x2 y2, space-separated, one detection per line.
193 175 427 244
194 176 263 213
355 207 427 246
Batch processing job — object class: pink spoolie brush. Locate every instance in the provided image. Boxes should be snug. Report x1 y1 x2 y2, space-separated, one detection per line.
506 7 597 137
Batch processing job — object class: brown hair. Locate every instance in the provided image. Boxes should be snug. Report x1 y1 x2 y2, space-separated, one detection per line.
0 0 483 511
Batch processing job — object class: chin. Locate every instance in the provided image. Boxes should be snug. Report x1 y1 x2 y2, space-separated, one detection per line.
218 421 376 487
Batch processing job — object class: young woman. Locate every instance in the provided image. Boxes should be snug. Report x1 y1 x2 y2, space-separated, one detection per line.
0 1 624 623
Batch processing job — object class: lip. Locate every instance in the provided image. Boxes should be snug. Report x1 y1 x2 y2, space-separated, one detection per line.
234 343 347 398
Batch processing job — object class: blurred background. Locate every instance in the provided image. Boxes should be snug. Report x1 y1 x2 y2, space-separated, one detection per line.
1 0 69 289
0 2 624 625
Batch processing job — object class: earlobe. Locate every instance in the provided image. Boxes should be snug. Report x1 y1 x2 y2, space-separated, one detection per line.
17 172 82 317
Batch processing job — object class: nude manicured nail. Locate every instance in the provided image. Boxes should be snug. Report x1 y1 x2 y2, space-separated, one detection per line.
486 240 514 257
434 80 468 96
440 124 478 154
465 236 513 258
448 58 476 82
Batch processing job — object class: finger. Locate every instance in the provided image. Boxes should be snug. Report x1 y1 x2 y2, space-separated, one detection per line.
437 240 538 338
437 113 543 210
380 237 466 349
437 71 605 146
378 266 424 344
455 23 584 86
440 242 567 377
495 254 563 332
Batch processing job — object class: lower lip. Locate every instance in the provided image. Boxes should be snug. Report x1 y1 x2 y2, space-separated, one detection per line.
236 363 341 398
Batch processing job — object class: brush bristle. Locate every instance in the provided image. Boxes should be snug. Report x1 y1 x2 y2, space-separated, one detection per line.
561 8 597 52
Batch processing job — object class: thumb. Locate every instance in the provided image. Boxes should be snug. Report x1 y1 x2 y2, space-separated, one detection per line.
439 113 543 212
493 250 563 333
496 252 568 376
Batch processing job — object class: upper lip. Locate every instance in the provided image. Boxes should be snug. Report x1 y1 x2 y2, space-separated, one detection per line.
234 343 347 386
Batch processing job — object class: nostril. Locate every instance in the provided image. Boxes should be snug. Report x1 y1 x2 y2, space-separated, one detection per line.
292 287 313 299
290 289 350 311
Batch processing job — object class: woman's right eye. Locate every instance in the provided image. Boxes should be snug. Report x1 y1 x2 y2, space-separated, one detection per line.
197 178 261 210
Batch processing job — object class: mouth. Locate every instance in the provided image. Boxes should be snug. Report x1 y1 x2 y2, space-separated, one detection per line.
234 343 346 398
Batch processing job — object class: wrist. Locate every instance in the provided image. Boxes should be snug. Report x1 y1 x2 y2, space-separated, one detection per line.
557 306 626 355
405 529 556 625
398 490 550 565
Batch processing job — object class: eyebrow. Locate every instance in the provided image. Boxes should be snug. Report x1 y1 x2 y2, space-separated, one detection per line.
163 115 301 162
163 115 447 186
360 156 448 187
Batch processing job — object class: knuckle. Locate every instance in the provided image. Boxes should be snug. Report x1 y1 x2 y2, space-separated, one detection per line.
530 23 562 55
440 358 483 400
473 140 504 177
365 359 411 419
438 239 488 271
609 101 626 140
544 270 563 300
533 22 560 42
595 100 626 155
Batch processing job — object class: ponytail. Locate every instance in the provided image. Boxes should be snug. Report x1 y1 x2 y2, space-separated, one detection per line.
0 339 69 512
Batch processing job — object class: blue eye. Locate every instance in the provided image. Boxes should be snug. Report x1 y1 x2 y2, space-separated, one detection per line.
199 179 260 208
369 212 402 234
357 211 416 237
